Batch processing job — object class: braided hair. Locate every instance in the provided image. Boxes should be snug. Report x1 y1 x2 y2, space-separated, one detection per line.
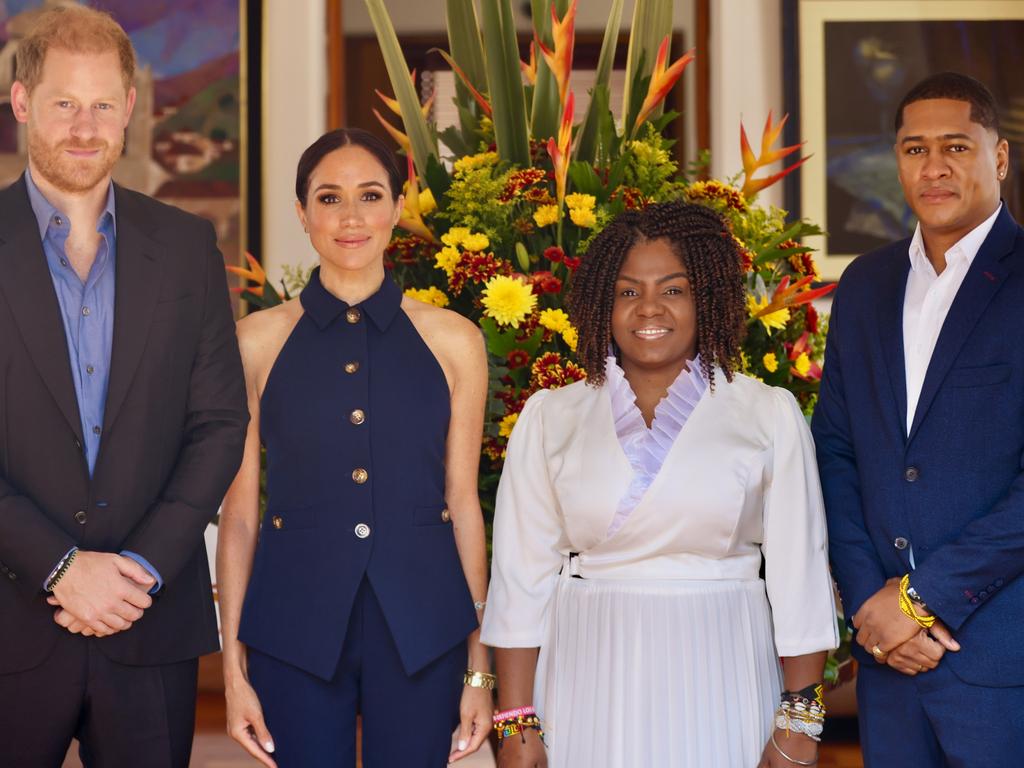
567 200 747 389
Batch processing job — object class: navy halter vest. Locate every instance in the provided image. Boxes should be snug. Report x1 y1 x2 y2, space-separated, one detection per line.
238 269 477 679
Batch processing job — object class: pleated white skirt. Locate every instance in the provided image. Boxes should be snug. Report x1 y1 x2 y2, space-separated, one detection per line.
535 576 782 768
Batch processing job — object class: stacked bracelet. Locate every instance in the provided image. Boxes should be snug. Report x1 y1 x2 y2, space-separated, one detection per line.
493 711 544 748
898 574 936 629
45 549 78 592
493 706 535 722
464 669 497 690
775 684 826 742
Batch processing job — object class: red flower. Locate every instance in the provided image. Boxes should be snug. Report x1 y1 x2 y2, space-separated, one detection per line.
563 255 582 271
529 270 563 294
507 349 531 369
544 246 565 263
805 304 819 334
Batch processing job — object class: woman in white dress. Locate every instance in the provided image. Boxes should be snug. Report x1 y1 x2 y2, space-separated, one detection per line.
481 201 839 767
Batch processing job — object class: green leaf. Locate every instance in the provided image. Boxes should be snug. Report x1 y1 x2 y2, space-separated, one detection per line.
445 0 487 108
568 161 603 197
515 242 532 272
439 125 471 158
425 155 453 207
479 0 531 167
573 0 624 164
622 0 673 123
364 0 438 178
480 316 523 357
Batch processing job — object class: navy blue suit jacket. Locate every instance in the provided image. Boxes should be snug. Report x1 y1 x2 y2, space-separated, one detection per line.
812 204 1024 686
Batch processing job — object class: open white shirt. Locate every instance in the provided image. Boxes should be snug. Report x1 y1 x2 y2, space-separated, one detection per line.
903 204 1002 433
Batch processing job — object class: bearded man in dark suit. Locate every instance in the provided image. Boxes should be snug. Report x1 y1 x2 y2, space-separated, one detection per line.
0 6 248 766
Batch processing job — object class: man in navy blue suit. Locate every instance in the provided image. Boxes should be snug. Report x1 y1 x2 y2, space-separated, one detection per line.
813 72 1024 766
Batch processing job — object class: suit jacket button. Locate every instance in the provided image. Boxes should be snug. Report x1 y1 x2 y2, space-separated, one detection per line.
904 466 920 482
344 361 360 374
352 468 369 484
894 537 908 550
441 508 451 523
354 523 371 539
7 572 15 580
74 510 87 524
271 515 283 529
346 308 361 324
350 409 365 425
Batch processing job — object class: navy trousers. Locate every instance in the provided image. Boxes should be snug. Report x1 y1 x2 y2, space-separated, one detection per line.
248 578 466 767
857 661 1024 767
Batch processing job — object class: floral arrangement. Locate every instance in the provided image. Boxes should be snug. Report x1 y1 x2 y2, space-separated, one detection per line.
234 0 850 682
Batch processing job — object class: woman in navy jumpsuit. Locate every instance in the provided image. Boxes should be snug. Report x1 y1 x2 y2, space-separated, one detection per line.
217 129 493 767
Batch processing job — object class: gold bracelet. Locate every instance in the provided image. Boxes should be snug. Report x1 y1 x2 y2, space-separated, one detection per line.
898 574 936 628
463 669 497 690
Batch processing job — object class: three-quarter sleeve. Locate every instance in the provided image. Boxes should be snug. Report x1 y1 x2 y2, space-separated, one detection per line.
762 388 840 657
480 389 566 648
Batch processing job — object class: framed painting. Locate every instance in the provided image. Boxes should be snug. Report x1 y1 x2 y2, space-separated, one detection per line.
0 0 249 307
796 0 1024 279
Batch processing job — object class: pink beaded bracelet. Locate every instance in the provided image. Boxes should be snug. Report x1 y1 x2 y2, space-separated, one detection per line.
493 706 536 723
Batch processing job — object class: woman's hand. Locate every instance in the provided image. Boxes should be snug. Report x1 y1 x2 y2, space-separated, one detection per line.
758 728 818 767
225 675 277 768
495 728 548 768
448 685 493 761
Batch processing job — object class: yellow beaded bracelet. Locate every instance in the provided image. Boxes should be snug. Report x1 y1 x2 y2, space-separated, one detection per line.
899 574 936 629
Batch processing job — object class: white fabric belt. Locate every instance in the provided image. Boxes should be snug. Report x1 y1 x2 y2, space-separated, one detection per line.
560 552 762 582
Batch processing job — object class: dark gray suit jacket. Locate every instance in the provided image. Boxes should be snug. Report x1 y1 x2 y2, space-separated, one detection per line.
0 175 248 673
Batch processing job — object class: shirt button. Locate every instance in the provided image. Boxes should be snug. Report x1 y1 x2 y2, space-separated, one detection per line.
54 215 63 226
904 466 920 482
350 409 365 425
344 361 360 374
60 258 68 267
93 426 101 435
352 468 369 484
74 510 87 524
346 308 361 324
86 365 95 375
894 537 908 550
82 306 91 317
354 523 371 539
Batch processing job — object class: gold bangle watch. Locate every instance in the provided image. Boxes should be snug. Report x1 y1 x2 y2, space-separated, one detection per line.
464 670 497 690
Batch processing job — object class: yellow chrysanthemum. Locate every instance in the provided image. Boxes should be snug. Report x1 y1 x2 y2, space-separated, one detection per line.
461 232 490 252
762 352 778 373
481 275 537 328
453 151 498 175
539 308 571 334
747 294 790 332
498 412 519 438
793 353 811 377
441 227 471 248
562 325 578 351
569 206 597 228
404 286 450 308
564 193 596 211
740 350 751 372
435 246 461 276
533 205 560 228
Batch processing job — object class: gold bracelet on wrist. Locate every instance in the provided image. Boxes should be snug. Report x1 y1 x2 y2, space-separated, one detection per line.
464 669 497 690
898 574 936 628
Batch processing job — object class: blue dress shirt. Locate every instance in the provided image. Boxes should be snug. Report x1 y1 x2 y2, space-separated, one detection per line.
26 170 162 591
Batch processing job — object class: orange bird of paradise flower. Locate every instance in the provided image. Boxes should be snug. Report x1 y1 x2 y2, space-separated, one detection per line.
632 37 695 135
226 252 280 300
521 41 537 86
547 90 575 210
750 275 835 324
397 155 439 244
788 331 823 382
740 111 811 198
536 0 576 105
373 69 434 153
433 49 493 118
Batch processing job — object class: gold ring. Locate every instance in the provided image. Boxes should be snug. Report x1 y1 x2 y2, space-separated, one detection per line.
871 644 886 659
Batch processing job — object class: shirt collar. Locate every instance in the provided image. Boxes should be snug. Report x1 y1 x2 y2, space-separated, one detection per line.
300 267 402 331
908 202 1003 275
24 167 117 241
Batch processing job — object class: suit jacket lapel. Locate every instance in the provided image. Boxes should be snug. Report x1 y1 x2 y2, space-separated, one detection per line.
907 206 1018 443
877 248 910 440
0 177 84 444
102 185 161 434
